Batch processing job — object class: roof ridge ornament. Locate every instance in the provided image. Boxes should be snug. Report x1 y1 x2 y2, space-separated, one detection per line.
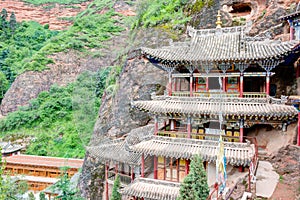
216 10 222 29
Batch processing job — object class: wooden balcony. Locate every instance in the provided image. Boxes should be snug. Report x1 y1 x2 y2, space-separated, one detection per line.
171 91 266 98
157 131 239 142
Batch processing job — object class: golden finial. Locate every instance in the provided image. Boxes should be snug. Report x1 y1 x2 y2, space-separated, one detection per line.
216 10 222 28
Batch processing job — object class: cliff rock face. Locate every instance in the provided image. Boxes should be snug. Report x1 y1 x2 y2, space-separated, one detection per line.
0 51 101 114
78 27 182 198
0 0 90 30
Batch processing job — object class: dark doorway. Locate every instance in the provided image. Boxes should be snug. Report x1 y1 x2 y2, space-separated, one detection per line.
208 77 221 90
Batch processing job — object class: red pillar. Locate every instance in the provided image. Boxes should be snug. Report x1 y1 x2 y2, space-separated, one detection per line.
190 74 193 97
240 73 244 97
174 78 177 92
131 167 135 183
154 116 158 135
105 163 109 200
239 120 244 172
206 77 209 92
154 156 158 179
141 153 145 177
168 73 172 96
185 160 190 175
298 112 300 146
187 117 191 138
266 73 270 96
115 164 118 174
223 77 226 92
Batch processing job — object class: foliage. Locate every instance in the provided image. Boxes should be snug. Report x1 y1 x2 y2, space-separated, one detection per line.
0 0 126 102
39 192 47 200
24 0 89 5
189 0 214 14
177 155 209 200
0 67 118 158
0 71 9 102
28 192 35 200
132 0 190 29
110 175 121 200
0 152 28 200
52 167 84 200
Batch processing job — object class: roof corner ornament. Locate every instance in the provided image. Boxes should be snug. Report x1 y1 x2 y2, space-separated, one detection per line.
216 10 222 29
235 62 249 73
257 59 280 72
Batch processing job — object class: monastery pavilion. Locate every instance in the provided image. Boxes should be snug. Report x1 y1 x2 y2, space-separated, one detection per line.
88 12 300 200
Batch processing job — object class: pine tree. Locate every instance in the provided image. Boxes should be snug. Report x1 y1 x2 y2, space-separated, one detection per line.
177 155 209 200
110 175 121 200
177 171 194 200
28 192 36 200
192 155 210 200
39 192 47 200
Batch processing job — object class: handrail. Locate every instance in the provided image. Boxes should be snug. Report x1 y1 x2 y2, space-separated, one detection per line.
171 91 267 99
157 131 240 140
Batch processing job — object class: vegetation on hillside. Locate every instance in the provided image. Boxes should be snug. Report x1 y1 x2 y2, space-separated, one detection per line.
0 152 28 199
0 66 120 158
0 0 125 102
0 9 58 102
132 0 190 30
0 0 196 159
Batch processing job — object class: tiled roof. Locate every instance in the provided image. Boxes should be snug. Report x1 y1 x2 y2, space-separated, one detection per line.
129 136 255 166
121 178 180 200
87 139 141 165
132 96 298 118
0 142 23 154
279 11 300 20
87 125 154 165
4 155 83 168
141 25 300 65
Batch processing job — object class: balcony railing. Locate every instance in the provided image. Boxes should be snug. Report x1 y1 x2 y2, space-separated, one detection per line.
171 91 267 98
157 131 239 142
108 171 132 185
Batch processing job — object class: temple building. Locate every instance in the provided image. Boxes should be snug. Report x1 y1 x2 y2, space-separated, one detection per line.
0 141 23 157
4 154 83 192
280 2 300 41
88 13 300 200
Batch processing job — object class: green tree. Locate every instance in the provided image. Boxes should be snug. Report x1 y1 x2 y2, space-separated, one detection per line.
177 155 209 200
0 71 9 101
0 149 28 200
28 192 35 200
53 167 83 200
39 192 47 200
110 175 121 200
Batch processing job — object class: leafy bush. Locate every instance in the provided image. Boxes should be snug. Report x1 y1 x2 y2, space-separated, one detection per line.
0 67 119 158
132 0 190 29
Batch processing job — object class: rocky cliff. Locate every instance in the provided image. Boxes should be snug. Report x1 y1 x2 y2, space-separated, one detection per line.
0 0 90 30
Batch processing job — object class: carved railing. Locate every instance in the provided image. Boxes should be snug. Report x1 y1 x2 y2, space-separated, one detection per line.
157 131 239 142
108 171 132 185
171 91 267 99
243 92 266 98
153 92 287 105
